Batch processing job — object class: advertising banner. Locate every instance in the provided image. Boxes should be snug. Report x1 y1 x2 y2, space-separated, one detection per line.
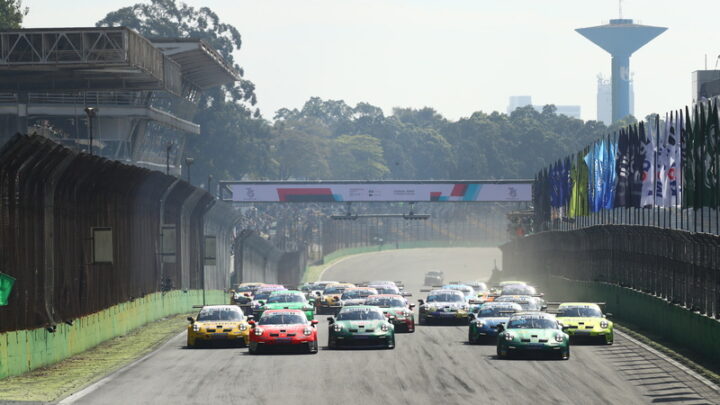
224 182 532 203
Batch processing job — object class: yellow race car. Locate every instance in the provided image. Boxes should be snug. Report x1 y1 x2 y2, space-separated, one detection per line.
554 302 614 345
187 305 251 348
316 283 355 315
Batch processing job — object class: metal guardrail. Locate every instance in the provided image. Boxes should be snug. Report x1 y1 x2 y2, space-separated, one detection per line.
502 226 720 319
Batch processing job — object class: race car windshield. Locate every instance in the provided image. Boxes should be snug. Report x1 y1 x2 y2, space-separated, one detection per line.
267 294 304 303
507 318 558 329
478 307 518 317
376 287 399 295
365 298 405 308
237 286 255 292
502 285 537 295
197 308 243 321
259 313 306 325
254 291 275 301
323 287 346 294
341 290 375 299
558 307 602 317
427 293 463 302
337 310 385 321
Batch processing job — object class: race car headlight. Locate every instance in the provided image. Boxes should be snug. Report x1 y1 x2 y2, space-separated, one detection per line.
239 323 248 331
403 310 412 317
504 333 514 341
302 305 313 311
192 324 200 332
600 320 609 329
475 321 485 328
460 304 469 310
555 334 565 343
380 323 389 332
254 327 264 336
303 327 312 336
332 323 342 332
428 306 437 312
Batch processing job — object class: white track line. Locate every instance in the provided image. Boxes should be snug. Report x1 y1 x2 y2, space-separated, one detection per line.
58 331 185 404
615 329 720 393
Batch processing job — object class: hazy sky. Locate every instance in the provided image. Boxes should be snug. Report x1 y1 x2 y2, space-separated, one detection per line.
23 0 720 122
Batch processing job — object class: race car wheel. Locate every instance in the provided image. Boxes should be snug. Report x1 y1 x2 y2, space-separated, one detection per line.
386 338 395 350
468 331 477 345
328 337 336 350
418 315 427 326
559 349 570 360
496 346 508 359
307 340 319 354
604 335 614 345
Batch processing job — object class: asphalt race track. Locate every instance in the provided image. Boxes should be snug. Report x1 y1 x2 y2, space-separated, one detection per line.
62 248 720 405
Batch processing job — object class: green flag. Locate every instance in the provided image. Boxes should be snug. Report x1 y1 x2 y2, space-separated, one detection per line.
0 272 15 306
569 148 589 218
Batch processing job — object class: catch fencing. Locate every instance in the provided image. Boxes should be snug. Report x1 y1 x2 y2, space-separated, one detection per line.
0 135 305 333
502 226 720 319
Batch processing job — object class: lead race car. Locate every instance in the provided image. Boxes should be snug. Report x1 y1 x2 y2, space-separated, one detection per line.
418 289 470 324
364 294 415 333
186 305 250 348
248 309 319 354
553 302 614 345
327 305 395 349
496 312 570 360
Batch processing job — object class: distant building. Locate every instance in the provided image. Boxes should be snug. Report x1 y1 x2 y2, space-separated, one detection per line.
692 70 720 104
597 74 634 125
507 96 581 119
507 96 533 114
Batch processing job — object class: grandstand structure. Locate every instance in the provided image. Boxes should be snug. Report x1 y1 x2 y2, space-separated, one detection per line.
0 27 238 174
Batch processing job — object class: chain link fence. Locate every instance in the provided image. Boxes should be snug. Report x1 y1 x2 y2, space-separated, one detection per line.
502 226 720 319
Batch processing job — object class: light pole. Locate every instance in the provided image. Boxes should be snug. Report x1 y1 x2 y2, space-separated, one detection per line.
208 175 214 198
83 107 97 156
184 157 194 184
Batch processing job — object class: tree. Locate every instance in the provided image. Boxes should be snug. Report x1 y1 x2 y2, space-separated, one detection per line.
0 0 27 29
328 135 389 180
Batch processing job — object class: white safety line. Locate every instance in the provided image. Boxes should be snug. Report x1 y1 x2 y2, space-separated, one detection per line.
58 331 185 404
615 330 720 393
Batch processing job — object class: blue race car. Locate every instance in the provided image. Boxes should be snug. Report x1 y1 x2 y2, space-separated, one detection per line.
468 302 522 344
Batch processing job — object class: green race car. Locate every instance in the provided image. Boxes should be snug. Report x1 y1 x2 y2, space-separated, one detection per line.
497 312 570 360
555 302 613 345
255 290 315 321
327 305 395 349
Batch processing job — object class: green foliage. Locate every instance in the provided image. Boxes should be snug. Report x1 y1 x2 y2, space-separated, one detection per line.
0 0 27 29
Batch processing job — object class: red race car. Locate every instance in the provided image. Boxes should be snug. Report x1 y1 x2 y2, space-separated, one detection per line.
248 309 319 354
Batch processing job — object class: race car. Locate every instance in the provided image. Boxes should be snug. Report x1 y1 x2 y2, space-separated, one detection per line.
500 283 542 297
442 284 476 302
496 312 570 360
186 305 250 348
316 283 355 315
247 285 287 316
487 280 529 297
417 289 470 324
494 295 546 311
327 305 395 349
307 280 339 300
368 283 400 295
337 287 379 307
255 290 316 321
424 271 444 286
364 294 415 333
554 302 614 345
230 282 264 309
463 281 488 294
468 302 522 344
248 309 319 354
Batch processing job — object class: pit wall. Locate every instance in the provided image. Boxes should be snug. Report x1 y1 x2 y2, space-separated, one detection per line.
0 289 225 380
541 276 720 365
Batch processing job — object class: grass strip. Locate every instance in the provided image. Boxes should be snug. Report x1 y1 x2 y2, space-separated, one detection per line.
0 313 192 403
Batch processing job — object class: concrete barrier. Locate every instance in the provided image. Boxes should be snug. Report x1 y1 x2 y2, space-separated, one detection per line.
543 276 720 365
0 289 225 380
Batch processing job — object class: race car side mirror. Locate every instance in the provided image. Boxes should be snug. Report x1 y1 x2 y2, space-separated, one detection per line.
311 320 319 326
496 324 504 332
246 315 254 322
409 304 415 309
315 292 321 296
468 314 475 321
418 299 425 305
562 325 570 331
187 317 194 324
388 316 396 321
326 317 335 324
605 313 613 318
248 320 256 327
